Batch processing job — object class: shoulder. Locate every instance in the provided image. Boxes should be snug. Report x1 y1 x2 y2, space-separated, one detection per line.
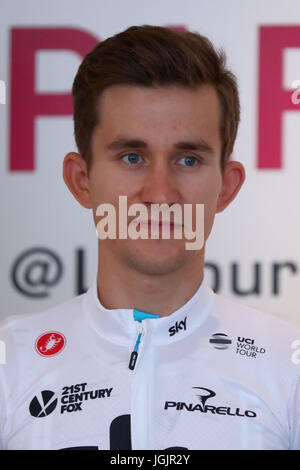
212 292 300 362
0 290 87 341
213 292 300 335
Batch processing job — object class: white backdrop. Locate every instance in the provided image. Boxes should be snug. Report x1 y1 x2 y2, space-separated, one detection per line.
1 0 300 325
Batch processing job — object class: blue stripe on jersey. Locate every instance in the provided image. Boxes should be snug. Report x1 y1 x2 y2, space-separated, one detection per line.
133 309 160 322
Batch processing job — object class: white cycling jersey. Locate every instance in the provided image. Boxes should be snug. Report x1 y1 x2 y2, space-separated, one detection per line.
1 275 300 450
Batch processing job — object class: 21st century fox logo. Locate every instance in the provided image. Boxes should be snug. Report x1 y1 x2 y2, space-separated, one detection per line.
29 383 113 417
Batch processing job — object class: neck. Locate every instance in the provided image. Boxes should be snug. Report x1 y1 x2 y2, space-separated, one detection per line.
96 245 205 317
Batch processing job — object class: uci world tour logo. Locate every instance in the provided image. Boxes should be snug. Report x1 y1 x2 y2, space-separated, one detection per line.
209 332 266 359
209 333 232 350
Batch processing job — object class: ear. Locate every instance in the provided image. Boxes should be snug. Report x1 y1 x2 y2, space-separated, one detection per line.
216 160 246 213
63 152 93 209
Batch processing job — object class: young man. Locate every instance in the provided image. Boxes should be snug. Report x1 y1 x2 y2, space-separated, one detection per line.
1 25 300 450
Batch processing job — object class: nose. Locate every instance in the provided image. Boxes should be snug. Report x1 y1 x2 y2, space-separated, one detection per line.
140 161 181 207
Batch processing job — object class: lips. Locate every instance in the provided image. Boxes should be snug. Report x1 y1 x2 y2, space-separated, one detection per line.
133 220 184 238
138 220 181 228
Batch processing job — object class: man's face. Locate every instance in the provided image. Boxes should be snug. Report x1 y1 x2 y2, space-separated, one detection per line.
88 84 224 275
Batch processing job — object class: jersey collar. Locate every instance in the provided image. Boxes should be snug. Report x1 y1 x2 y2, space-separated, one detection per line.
83 274 215 346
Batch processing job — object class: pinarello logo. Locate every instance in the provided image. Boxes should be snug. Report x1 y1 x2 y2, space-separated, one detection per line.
35 332 66 357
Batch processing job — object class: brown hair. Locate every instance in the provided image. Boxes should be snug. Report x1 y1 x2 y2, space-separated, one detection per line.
72 25 240 174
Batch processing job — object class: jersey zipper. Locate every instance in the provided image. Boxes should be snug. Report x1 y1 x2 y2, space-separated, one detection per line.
128 321 145 370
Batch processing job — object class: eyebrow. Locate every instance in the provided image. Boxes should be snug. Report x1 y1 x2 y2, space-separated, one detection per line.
105 137 215 154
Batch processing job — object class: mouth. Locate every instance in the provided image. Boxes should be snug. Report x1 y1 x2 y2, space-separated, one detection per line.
135 220 183 233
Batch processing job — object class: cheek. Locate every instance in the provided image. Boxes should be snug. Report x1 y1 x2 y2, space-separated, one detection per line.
91 162 136 202
190 175 222 232
188 174 222 207
89 166 133 226
89 165 115 203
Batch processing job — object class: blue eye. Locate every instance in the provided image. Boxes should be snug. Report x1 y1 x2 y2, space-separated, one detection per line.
178 156 199 167
122 153 142 164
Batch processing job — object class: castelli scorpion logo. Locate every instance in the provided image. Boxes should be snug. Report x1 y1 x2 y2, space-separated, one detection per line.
35 332 66 357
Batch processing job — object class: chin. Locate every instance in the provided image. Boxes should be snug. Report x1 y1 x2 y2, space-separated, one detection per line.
119 242 191 275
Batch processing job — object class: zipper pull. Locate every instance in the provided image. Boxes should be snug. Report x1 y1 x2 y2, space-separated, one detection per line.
129 323 143 370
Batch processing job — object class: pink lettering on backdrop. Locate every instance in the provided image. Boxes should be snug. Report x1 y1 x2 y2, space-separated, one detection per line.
258 26 300 169
9 27 98 171
9 25 187 172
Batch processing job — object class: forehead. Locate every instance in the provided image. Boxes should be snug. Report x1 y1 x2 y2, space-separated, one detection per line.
92 84 222 150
